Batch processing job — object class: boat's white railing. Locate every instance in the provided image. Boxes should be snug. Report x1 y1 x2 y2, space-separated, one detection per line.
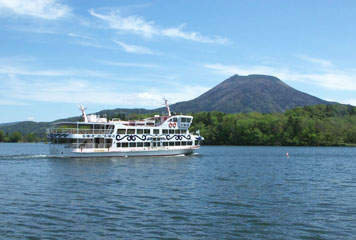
65 143 113 149
48 128 114 134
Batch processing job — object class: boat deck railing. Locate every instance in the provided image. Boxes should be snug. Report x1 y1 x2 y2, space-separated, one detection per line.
48 128 114 135
64 143 113 149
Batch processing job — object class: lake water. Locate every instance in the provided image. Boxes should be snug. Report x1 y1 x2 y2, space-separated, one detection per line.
0 143 355 239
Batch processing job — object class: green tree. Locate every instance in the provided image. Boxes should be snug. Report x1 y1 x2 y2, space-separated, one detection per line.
0 130 4 142
9 131 22 142
24 133 39 142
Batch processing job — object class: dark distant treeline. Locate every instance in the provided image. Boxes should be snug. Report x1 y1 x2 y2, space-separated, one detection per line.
0 121 49 143
0 131 42 143
189 104 356 146
0 104 355 146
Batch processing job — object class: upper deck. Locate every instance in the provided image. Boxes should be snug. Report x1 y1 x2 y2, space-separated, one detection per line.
110 115 193 128
48 100 193 135
48 115 193 134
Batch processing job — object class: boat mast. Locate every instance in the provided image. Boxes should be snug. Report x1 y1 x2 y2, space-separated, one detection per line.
164 98 171 116
80 105 88 122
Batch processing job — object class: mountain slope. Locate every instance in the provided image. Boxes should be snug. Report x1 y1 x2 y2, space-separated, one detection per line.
169 74 331 113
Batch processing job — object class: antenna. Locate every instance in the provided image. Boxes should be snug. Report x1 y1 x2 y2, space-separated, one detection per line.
163 98 171 116
79 105 88 122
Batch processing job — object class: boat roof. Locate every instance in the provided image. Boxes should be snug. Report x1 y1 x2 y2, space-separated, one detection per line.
51 114 193 126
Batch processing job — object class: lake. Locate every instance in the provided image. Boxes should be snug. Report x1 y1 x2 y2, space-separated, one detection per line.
0 143 355 239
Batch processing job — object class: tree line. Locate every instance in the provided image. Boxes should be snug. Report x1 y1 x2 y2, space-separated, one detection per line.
189 104 356 146
0 104 355 146
0 131 42 143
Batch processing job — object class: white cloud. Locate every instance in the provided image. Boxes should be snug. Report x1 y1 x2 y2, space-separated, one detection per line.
0 62 208 107
68 33 92 40
298 55 334 68
0 0 71 19
98 60 158 68
0 65 115 79
0 77 208 108
89 9 227 44
204 63 356 91
0 65 73 77
113 40 153 54
0 99 27 105
89 9 155 37
71 40 112 49
161 25 227 44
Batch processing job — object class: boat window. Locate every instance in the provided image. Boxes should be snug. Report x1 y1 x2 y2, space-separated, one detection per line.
116 143 121 147
175 130 180 134
163 142 168 146
181 118 186 122
137 142 143 147
127 129 135 134
144 129 150 134
129 142 136 147
187 118 192 123
182 141 187 146
117 129 126 134
173 117 177 122
144 142 150 147
157 142 161 147
195 141 198 146
188 141 192 145
169 142 174 146
122 143 128 148
137 129 143 134
153 129 159 134
175 142 181 146
106 139 113 148
162 129 168 134
181 130 187 134
169 129 174 134
152 142 156 147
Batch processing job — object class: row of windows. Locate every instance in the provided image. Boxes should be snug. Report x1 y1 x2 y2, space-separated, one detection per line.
181 118 192 123
116 141 194 148
167 117 192 123
117 129 187 135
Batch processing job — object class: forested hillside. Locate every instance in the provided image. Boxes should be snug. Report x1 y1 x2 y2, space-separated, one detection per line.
190 104 356 146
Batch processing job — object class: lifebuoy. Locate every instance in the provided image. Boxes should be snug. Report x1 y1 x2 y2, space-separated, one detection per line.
169 123 173 128
173 122 177 128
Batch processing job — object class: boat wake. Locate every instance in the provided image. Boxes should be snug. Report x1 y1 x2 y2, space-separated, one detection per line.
0 154 50 160
165 154 186 157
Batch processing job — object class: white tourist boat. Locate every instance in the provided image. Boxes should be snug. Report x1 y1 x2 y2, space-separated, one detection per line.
47 100 204 157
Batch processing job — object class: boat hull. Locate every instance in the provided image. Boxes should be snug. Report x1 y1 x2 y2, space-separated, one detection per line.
49 144 198 158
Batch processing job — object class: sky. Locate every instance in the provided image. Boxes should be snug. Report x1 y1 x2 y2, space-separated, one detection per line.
0 0 356 123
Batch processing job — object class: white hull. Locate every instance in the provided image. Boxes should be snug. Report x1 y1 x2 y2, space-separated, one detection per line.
50 144 198 158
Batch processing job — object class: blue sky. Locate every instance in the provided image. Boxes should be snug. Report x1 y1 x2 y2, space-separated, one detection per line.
0 0 355 123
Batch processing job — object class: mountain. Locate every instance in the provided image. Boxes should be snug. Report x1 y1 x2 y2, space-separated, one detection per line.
168 74 331 113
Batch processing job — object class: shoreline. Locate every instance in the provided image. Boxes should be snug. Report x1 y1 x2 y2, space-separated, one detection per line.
0 142 355 147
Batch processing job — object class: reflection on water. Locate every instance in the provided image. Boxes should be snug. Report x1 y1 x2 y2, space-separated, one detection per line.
0 143 355 239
